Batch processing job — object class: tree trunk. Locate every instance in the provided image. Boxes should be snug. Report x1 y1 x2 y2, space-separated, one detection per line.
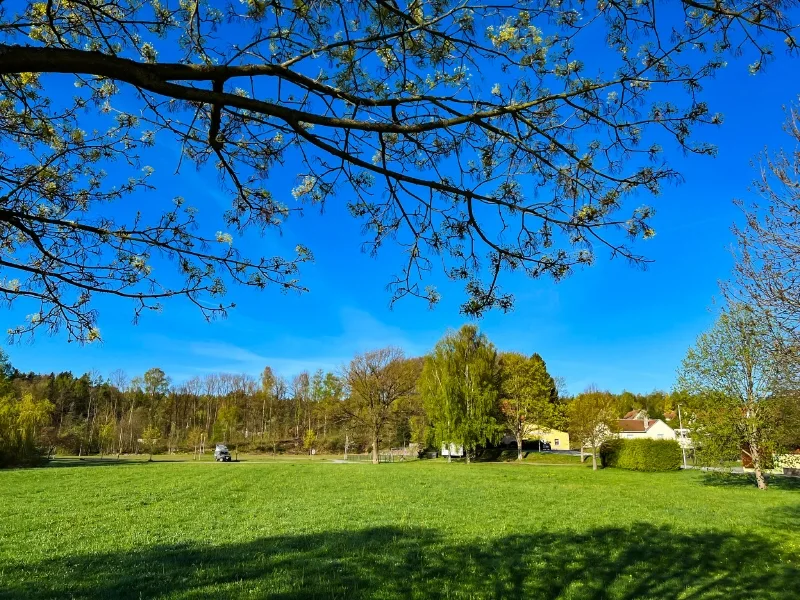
592 448 597 471
466 447 470 464
749 438 768 490
86 394 94 449
516 431 523 460
372 432 379 464
261 397 266 445
128 404 136 453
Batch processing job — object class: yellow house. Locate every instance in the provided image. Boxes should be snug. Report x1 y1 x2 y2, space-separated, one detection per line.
526 425 570 450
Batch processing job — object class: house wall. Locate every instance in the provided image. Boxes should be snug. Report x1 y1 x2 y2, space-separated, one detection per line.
527 428 570 450
619 420 676 441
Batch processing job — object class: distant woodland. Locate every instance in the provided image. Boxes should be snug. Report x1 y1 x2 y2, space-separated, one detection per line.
0 326 679 465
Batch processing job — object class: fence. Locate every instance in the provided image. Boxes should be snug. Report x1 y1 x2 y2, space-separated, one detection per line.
341 453 410 463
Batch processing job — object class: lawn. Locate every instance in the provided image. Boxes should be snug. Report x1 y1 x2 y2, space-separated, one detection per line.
1 460 798 599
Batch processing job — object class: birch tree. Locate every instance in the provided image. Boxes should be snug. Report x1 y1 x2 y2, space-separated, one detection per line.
677 303 798 489
729 101 800 341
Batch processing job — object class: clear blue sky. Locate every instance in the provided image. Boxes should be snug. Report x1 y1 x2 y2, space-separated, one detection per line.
4 22 798 395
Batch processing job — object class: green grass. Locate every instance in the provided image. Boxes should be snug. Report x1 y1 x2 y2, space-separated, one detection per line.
1 460 799 599
512 450 582 464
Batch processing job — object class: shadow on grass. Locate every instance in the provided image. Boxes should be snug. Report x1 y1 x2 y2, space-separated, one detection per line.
41 457 234 469
2 524 798 599
39 456 330 468
40 457 160 469
700 472 800 491
31 456 141 469
768 504 800 531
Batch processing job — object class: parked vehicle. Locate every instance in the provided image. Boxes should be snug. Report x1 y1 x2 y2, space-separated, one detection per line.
214 444 232 462
522 440 551 452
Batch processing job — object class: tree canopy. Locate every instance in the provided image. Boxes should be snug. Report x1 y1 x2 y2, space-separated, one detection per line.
567 386 618 470
676 303 799 489
343 347 419 463
728 101 800 341
420 324 501 461
1 0 797 341
498 351 556 459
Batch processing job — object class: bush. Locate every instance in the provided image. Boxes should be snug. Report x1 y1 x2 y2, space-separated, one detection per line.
600 439 682 472
598 439 623 468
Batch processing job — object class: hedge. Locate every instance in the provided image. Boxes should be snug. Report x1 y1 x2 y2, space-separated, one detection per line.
599 438 682 472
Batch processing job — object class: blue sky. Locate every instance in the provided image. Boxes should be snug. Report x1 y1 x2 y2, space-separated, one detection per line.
3 13 799 394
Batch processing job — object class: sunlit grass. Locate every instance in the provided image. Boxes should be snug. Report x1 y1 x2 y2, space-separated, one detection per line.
1 460 798 598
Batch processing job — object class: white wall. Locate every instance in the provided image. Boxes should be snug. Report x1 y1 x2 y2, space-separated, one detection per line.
619 420 676 441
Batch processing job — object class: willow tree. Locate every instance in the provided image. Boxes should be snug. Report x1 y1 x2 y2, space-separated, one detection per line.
0 392 54 466
420 324 500 463
0 1 797 341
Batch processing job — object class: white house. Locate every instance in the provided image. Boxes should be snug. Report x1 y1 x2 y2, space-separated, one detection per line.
616 417 676 441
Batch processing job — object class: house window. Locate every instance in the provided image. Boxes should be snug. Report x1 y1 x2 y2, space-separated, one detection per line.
554 439 560 447
626 433 634 439
657 434 664 439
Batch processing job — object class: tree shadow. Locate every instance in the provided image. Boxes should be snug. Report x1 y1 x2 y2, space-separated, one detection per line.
40 457 217 469
37 458 148 469
700 472 800 491
767 504 800 531
2 524 797 599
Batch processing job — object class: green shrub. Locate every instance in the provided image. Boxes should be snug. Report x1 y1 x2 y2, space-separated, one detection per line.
599 439 623 468
599 439 682 472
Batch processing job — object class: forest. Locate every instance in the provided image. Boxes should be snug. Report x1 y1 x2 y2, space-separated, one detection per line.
0 326 677 466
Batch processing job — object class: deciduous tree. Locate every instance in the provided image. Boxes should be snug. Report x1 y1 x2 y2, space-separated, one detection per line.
499 352 556 459
216 403 239 445
676 304 798 489
140 424 160 461
344 347 417 464
97 421 115 459
568 386 618 471
303 428 317 456
0 391 53 465
420 325 501 463
729 101 800 342
1 1 796 341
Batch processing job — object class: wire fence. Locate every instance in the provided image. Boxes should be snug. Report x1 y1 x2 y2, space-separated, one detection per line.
341 451 414 463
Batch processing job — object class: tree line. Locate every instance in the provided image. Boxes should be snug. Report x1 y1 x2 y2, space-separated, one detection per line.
0 328 682 467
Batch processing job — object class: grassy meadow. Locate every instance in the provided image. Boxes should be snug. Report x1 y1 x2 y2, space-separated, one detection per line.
1 459 799 599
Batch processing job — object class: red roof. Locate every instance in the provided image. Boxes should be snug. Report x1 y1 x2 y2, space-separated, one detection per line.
623 410 641 419
617 419 657 432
